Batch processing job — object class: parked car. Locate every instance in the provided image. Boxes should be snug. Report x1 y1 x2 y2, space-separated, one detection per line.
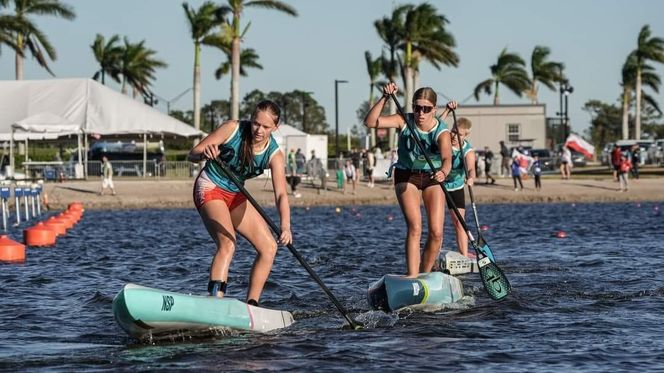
600 142 615 166
529 149 557 171
615 139 653 165
646 139 664 166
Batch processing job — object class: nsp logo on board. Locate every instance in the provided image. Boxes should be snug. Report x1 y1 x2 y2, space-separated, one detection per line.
161 295 174 311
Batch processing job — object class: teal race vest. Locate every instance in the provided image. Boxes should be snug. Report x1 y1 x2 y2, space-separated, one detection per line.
395 114 449 171
204 121 280 192
444 139 473 191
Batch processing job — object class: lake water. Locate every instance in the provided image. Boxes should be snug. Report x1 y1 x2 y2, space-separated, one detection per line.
1 201 663 372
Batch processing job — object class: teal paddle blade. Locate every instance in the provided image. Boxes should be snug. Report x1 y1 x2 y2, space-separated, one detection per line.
476 253 511 300
477 236 496 262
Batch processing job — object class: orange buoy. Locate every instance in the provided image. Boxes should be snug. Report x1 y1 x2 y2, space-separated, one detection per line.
62 211 80 223
0 235 26 262
23 222 57 247
44 217 67 236
555 231 567 238
65 208 82 221
57 213 76 229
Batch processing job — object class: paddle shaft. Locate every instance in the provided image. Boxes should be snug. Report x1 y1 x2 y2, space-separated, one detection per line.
212 158 361 330
451 110 482 236
389 94 476 242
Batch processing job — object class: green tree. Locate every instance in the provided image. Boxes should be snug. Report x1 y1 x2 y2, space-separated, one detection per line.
216 0 297 121
91 34 122 85
183 1 224 132
212 40 262 81
364 50 382 147
620 52 662 139
474 48 530 105
632 25 664 140
0 3 24 55
583 100 622 151
8 0 75 80
398 3 458 110
119 37 167 97
527 45 563 104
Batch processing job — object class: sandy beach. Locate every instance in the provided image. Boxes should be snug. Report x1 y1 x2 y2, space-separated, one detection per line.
41 174 664 210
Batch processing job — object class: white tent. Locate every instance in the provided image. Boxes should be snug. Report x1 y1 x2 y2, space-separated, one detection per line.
0 78 204 178
273 124 328 169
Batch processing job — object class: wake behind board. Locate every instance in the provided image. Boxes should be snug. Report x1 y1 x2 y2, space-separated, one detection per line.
367 272 464 312
112 283 294 340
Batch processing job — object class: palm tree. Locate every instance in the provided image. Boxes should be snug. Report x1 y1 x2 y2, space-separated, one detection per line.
183 1 224 132
364 50 382 147
216 0 297 120
91 34 122 85
632 25 664 140
8 0 75 80
213 41 262 80
474 48 530 105
118 37 167 98
398 3 458 110
527 45 563 104
621 52 661 139
374 5 407 148
0 2 22 55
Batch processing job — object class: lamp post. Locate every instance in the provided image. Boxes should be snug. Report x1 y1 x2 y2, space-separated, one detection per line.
334 79 348 156
560 81 574 144
153 87 193 115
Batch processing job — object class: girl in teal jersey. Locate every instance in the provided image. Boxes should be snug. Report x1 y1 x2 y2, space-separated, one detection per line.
364 82 455 277
445 117 476 257
188 100 291 306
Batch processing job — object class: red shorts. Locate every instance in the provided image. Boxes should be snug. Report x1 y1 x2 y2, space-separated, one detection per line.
193 169 247 210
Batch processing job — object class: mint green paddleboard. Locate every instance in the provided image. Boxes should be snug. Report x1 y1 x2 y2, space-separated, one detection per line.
113 283 294 340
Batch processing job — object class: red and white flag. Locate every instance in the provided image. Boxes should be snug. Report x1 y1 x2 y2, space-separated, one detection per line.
511 148 533 174
565 134 594 159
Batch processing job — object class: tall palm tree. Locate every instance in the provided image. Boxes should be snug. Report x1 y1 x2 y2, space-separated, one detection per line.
632 25 664 140
8 0 75 80
213 41 262 80
374 5 407 148
398 3 458 110
474 48 530 105
0 1 23 55
118 37 167 98
216 0 297 120
621 52 661 139
183 1 224 131
528 45 563 104
364 50 381 147
90 33 122 85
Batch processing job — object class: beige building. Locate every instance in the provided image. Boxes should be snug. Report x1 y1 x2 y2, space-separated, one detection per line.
450 104 547 152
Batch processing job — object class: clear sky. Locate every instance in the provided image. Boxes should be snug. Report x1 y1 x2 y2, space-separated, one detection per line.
1 0 663 137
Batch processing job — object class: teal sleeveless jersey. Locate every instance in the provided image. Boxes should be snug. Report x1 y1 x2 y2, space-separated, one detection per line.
395 114 449 171
444 139 473 191
204 121 280 192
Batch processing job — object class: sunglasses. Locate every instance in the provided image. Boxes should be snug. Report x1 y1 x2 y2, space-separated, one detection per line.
412 104 434 114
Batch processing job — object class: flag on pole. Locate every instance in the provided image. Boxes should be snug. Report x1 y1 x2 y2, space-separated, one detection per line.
565 134 594 159
511 148 533 175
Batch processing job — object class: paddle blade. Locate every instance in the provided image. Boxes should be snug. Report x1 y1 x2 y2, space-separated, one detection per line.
476 247 511 300
477 235 496 262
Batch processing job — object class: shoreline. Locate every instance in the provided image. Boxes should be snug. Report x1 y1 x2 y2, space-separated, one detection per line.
41 175 664 210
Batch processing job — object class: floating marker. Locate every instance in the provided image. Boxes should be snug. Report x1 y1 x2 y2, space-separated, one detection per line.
0 235 25 263
554 231 567 238
387 214 394 221
480 225 489 231
335 207 341 214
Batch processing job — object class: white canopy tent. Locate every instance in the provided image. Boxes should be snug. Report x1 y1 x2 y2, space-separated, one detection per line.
273 124 328 169
0 78 204 178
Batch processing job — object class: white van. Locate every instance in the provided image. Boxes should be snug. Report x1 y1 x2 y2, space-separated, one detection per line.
647 139 664 166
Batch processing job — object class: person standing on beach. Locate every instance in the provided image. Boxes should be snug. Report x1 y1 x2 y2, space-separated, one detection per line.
446 117 475 257
532 154 542 191
343 159 356 194
630 144 640 179
366 147 376 188
560 146 572 180
611 146 622 181
511 156 524 191
618 151 631 192
99 155 116 196
188 100 292 306
364 82 455 277
499 141 510 177
484 146 496 184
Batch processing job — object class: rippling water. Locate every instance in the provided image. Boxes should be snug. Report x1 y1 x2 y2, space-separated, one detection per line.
1 201 663 372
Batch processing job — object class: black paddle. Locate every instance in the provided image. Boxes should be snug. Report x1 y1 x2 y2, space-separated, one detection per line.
390 94 510 301
451 110 497 263
212 158 362 330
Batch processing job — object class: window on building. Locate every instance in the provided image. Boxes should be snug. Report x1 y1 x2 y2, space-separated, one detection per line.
507 123 520 142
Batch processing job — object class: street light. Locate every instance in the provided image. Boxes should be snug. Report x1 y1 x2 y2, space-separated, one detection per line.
153 87 193 115
558 80 573 144
334 79 348 156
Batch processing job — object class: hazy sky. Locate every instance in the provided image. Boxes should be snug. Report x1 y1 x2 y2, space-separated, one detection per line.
1 0 663 136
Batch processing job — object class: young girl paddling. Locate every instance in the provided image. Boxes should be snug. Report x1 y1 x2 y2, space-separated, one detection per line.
188 100 292 306
364 82 455 277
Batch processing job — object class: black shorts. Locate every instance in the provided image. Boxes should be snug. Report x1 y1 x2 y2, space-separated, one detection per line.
447 188 466 209
394 168 439 190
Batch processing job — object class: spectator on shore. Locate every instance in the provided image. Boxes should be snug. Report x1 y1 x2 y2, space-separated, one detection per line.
611 146 623 181
618 151 631 192
560 146 572 180
295 148 306 174
366 147 376 188
500 141 510 177
532 154 542 191
343 159 356 194
99 156 116 196
630 144 640 179
484 146 496 184
511 156 524 191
